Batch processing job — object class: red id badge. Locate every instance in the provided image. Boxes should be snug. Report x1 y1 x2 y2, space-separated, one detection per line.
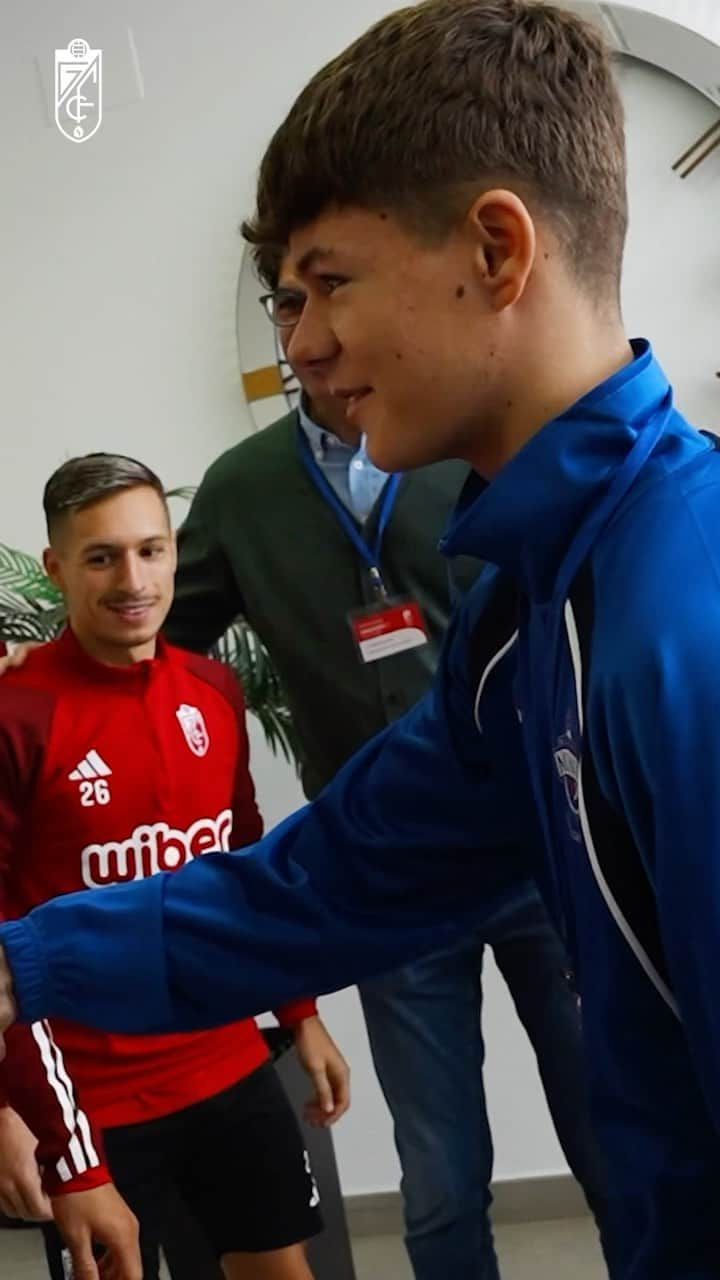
348 598 429 664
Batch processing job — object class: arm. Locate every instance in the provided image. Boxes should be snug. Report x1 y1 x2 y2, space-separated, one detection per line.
0 694 140 1279
221 663 265 852
292 1014 351 1127
0 1021 108 1197
0 644 43 677
0 581 535 1036
165 465 246 652
0 1090 139 1280
0 690 108 1195
0 1103 51 1220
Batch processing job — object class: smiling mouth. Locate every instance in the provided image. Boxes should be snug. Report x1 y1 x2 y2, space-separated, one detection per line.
106 601 157 620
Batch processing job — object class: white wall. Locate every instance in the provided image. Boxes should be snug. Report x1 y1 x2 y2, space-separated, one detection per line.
1 0 718 1197
622 0 720 35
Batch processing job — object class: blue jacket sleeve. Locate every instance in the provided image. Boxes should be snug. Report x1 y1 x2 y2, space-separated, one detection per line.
0 593 535 1034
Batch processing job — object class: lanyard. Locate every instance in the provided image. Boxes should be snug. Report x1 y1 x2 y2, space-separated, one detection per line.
297 426 402 597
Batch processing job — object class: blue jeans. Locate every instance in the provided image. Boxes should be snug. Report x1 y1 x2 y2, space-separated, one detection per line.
359 890 607 1280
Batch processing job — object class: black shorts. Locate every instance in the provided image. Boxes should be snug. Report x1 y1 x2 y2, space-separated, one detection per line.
43 1062 323 1277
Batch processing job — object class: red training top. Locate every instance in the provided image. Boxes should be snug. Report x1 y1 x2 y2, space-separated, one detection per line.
0 631 315 1195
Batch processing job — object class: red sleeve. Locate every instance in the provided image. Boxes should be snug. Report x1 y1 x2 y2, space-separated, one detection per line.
0 1022 109 1196
0 683 54 875
0 684 109 1195
274 997 318 1026
225 670 264 849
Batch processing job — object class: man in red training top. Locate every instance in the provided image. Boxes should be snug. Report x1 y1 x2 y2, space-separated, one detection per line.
0 453 350 1280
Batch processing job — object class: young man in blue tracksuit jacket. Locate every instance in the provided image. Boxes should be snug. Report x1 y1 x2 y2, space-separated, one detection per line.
1 2 719 1275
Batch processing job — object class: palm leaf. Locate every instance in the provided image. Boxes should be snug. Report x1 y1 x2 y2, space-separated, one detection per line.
166 486 197 502
0 608 64 644
0 543 66 646
211 619 301 770
0 587 59 616
0 544 61 604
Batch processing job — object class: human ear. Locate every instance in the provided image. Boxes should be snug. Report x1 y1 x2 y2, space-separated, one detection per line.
466 189 536 311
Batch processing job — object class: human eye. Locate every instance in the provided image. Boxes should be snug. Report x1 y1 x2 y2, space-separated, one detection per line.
318 274 349 295
273 289 306 324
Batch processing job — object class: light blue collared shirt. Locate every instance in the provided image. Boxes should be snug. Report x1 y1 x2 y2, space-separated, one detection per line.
298 398 389 524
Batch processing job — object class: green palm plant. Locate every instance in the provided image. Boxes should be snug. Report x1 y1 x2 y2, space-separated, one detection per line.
211 618 300 766
0 544 65 643
0 501 301 769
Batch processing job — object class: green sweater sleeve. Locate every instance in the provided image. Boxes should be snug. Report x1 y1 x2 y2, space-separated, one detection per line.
167 464 246 653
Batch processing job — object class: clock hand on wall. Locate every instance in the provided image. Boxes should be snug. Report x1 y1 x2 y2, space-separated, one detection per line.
673 118 720 178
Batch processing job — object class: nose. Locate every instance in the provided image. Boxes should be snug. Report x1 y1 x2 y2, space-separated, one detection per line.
284 297 340 374
115 552 145 594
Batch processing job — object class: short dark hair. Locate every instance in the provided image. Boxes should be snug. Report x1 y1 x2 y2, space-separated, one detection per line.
243 0 628 296
43 453 168 542
253 242 283 292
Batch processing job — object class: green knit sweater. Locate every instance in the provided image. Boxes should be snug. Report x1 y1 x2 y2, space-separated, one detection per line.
167 410 480 798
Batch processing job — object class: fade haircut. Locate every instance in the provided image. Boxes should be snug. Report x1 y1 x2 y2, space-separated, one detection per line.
43 453 168 543
243 0 628 297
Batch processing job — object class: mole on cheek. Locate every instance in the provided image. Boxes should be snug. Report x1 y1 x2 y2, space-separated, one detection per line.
455 285 465 299
395 352 403 361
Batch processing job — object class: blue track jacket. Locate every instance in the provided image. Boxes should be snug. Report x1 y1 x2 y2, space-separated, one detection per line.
4 339 720 1275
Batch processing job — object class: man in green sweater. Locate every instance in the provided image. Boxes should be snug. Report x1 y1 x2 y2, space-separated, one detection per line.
163 252 607 1280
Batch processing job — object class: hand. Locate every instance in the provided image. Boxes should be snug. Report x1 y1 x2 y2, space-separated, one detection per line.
52 1183 141 1280
0 1106 51 1220
0 945 17 1033
0 642 39 676
293 1015 350 1127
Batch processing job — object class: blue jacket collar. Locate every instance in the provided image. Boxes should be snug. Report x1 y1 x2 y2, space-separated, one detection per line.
441 340 672 600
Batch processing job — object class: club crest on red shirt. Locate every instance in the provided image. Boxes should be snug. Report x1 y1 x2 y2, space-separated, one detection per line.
175 703 210 757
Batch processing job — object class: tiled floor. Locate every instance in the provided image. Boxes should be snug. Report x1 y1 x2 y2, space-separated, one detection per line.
353 1216 606 1279
0 1216 606 1278
0 1228 172 1279
0 1228 51 1280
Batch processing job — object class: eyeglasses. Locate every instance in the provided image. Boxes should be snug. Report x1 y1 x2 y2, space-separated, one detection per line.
258 288 306 328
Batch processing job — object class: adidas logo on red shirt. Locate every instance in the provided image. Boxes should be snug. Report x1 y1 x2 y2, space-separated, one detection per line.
68 750 112 781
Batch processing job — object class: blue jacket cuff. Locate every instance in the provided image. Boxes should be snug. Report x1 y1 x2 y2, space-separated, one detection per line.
0 918 49 1023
